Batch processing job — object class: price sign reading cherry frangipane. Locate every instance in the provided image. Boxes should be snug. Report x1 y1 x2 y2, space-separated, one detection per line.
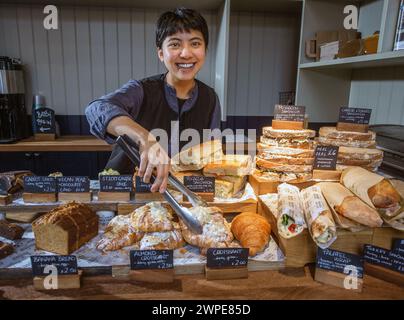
314 146 339 170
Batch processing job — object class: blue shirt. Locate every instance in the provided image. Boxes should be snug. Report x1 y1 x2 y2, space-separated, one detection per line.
85 78 222 144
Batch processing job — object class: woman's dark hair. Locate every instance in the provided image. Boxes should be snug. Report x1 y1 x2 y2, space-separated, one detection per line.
156 8 209 49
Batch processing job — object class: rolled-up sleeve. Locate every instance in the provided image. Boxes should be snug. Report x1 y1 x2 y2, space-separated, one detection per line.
85 80 144 144
210 93 222 130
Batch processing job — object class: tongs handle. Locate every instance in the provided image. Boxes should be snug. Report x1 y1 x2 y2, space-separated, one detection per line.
116 135 203 234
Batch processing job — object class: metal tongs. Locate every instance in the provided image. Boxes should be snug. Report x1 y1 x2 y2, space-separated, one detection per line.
116 134 206 234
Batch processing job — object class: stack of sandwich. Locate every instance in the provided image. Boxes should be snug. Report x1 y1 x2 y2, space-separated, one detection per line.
317 127 383 171
171 140 252 199
254 126 316 183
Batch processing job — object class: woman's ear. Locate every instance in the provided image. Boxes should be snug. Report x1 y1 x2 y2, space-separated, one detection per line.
157 48 164 62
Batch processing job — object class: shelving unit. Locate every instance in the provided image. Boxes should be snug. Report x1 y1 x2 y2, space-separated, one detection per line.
296 0 404 124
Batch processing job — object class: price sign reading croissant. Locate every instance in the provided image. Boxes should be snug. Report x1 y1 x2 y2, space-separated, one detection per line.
130 250 173 270
314 146 339 170
30 255 78 276
206 248 249 268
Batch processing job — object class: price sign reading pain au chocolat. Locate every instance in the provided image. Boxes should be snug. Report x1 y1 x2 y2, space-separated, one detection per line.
314 146 339 170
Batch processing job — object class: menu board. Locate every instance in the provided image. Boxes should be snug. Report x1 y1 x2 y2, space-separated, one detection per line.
57 176 89 193
338 107 372 125
30 255 78 276
184 176 215 193
313 146 339 170
274 105 306 122
33 107 56 134
23 176 57 193
99 175 133 192
130 250 173 270
316 248 364 278
206 248 249 268
363 244 404 274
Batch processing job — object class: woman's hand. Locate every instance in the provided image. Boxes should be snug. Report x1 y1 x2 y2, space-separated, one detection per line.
137 139 171 193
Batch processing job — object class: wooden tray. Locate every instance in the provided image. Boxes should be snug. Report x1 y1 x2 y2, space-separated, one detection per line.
249 174 316 195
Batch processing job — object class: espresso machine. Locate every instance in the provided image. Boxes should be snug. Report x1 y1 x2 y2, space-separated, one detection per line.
0 56 29 143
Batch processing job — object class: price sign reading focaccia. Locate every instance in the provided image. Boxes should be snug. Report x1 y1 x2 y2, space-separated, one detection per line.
206 248 249 269
23 176 57 193
30 255 78 276
313 146 339 170
130 250 173 270
57 176 89 193
274 105 306 122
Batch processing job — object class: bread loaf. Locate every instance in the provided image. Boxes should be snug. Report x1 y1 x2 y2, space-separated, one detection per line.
319 127 376 141
32 202 99 255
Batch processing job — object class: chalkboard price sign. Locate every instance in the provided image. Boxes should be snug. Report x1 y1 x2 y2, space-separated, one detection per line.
313 146 339 170
184 176 215 193
316 248 364 278
130 250 173 270
338 107 372 125
23 176 57 193
135 176 152 193
99 175 133 192
30 255 78 276
57 176 89 193
274 105 306 122
364 244 404 274
393 239 404 255
33 107 56 134
206 248 249 268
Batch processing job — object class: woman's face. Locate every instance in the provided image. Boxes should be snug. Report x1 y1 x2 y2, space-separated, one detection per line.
158 29 206 83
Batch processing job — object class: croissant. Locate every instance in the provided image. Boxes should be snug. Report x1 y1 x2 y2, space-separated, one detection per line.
231 212 271 256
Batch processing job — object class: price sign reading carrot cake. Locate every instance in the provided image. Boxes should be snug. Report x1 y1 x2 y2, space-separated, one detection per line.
30 255 78 276
130 250 173 270
99 175 133 192
338 107 372 125
314 146 339 170
23 176 57 193
206 248 249 268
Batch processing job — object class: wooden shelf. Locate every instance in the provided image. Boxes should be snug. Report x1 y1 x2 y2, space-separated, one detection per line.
299 50 404 70
0 136 112 152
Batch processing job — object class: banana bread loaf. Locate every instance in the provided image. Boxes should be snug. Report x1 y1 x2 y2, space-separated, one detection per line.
32 202 98 255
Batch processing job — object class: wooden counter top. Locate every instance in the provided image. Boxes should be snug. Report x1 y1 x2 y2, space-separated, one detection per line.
0 136 112 152
0 266 403 300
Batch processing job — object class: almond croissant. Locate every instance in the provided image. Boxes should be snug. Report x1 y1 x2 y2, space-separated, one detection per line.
231 212 271 256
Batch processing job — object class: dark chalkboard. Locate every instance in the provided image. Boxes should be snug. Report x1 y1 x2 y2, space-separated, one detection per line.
338 107 372 125
313 146 339 170
393 238 404 253
130 250 173 270
23 176 57 193
135 176 152 193
184 176 215 193
99 175 133 192
57 176 89 193
30 255 78 276
206 248 249 268
33 107 56 134
364 244 404 274
274 105 306 122
316 248 364 278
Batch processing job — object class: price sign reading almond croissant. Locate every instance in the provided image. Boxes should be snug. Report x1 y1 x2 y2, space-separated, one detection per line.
314 146 339 170
130 250 173 270
207 248 249 268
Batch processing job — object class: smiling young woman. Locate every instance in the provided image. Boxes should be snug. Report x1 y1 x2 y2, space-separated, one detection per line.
85 8 221 194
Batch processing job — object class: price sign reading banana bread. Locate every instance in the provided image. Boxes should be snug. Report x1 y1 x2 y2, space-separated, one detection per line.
184 176 215 193
338 107 372 125
30 255 78 276
99 175 133 192
130 250 173 270
206 248 249 268
135 176 151 193
274 105 306 122
23 176 57 193
33 107 56 134
364 244 404 274
57 176 89 193
316 248 364 278
314 146 339 170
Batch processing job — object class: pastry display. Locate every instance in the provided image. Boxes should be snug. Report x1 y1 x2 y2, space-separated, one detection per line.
0 220 24 240
171 139 223 172
99 168 120 176
32 202 99 255
48 172 63 177
139 229 184 250
300 185 337 248
255 127 316 182
0 241 14 260
317 126 382 171
179 206 234 253
231 212 271 256
0 170 32 195
130 202 175 232
277 183 305 238
318 182 383 228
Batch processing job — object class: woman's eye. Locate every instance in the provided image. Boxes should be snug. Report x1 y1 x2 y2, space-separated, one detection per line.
191 42 201 47
169 42 180 48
